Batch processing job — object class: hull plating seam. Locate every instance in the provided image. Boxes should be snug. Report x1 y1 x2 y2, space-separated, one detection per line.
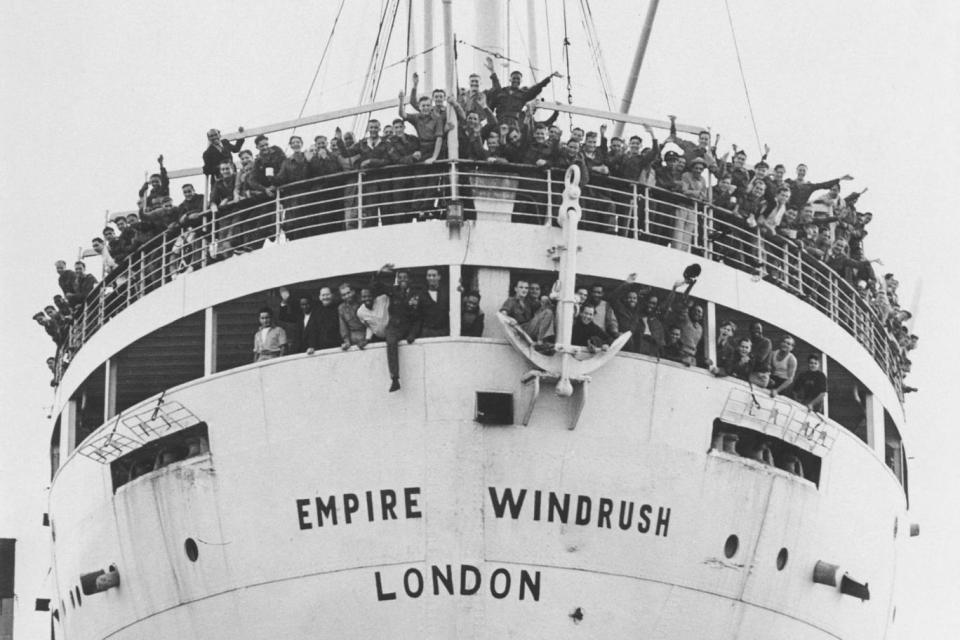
97 558 842 639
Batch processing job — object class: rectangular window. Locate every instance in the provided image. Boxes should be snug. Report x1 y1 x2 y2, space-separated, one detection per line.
476 392 514 425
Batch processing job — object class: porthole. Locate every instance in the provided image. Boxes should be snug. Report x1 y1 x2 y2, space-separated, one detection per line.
184 537 199 562
776 548 789 571
724 535 739 558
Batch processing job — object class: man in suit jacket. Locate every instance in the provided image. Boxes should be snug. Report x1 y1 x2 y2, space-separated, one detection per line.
315 287 342 350
278 288 321 354
417 267 449 338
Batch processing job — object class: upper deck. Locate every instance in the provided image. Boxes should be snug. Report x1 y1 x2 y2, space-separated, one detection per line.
59 161 905 395
47 161 910 471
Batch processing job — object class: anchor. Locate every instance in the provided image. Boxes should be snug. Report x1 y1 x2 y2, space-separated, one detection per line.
498 165 632 429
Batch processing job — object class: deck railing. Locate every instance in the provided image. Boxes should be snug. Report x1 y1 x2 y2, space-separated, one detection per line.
62 161 904 398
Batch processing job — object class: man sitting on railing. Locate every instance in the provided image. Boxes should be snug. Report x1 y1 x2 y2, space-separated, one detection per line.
369 264 420 393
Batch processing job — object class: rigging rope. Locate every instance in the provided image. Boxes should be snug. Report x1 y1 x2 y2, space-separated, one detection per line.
561 0 574 129
724 0 763 154
543 0 557 101
578 0 615 112
403 0 413 99
294 0 348 129
456 40 523 66
387 43 443 70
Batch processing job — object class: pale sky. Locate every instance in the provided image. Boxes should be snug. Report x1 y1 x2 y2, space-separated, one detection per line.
1 1 958 637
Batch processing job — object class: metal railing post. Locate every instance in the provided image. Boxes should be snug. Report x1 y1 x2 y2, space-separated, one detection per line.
139 250 145 300
642 186 650 236
275 189 283 240
449 160 459 201
357 172 364 230
632 184 639 240
545 170 553 226
161 230 168 281
98 284 105 328
204 207 215 267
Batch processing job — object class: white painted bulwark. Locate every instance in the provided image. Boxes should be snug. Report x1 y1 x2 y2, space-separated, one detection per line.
49 342 907 639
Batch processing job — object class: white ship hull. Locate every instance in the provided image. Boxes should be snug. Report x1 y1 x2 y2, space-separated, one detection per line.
49 340 907 639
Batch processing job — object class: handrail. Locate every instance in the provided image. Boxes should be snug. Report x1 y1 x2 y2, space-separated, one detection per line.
60 160 905 400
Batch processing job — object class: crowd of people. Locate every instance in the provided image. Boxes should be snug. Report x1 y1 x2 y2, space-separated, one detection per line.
497 271 827 410
37 61 916 394
254 264 462 392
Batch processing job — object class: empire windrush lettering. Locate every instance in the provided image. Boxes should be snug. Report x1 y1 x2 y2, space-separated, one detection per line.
487 486 672 537
293 486 672 602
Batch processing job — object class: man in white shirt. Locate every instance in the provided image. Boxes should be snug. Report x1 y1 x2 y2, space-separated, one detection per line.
253 307 287 362
356 286 390 342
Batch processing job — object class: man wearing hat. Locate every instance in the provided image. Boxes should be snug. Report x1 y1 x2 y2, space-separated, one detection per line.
202 126 246 183
484 56 561 125
650 149 685 245
676 156 708 252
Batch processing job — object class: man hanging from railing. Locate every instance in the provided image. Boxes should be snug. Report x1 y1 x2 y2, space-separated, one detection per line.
367 264 420 393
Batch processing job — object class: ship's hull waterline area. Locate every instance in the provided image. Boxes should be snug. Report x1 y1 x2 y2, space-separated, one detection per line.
49 341 906 639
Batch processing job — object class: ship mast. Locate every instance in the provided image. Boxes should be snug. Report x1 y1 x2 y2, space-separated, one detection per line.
612 0 660 138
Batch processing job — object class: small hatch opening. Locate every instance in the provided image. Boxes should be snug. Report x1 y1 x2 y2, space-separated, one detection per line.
476 392 514 425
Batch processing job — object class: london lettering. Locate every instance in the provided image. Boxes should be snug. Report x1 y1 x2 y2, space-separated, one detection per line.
487 486 672 537
375 564 541 602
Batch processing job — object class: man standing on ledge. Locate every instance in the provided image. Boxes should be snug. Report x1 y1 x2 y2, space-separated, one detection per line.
254 307 287 362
